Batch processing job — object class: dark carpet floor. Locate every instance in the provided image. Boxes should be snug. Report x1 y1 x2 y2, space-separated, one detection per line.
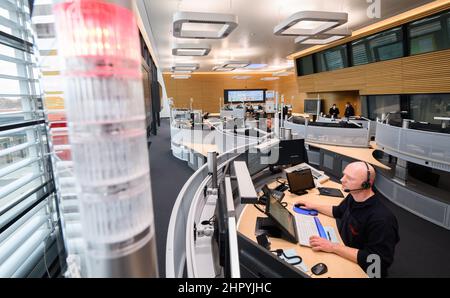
148 118 193 277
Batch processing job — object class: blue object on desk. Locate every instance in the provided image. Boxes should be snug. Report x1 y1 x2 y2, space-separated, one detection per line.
314 217 328 239
293 204 318 216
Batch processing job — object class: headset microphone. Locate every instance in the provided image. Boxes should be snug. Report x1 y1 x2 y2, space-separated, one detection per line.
343 187 365 193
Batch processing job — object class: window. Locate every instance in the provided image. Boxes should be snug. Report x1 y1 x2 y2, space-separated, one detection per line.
408 12 450 55
351 27 403 66
315 44 348 72
296 55 314 76
364 95 401 120
409 94 450 124
0 0 58 278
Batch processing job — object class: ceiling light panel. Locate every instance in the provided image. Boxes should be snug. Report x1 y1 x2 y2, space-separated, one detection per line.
171 75 191 79
173 11 238 39
171 63 199 71
294 27 352 44
222 61 250 68
213 66 235 72
260 77 279 81
172 43 211 56
173 70 192 74
274 11 348 36
244 64 267 69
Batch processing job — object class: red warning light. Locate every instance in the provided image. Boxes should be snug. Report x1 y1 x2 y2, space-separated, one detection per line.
53 0 141 78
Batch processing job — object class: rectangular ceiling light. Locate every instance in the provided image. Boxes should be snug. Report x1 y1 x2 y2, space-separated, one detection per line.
244 63 268 69
222 61 250 68
173 11 238 39
171 63 199 71
274 11 348 36
213 66 234 72
295 28 352 44
171 74 191 79
173 70 192 74
260 77 279 81
172 43 211 56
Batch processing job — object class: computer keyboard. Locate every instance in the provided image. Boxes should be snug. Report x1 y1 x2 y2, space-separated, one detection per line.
294 214 321 247
285 163 329 184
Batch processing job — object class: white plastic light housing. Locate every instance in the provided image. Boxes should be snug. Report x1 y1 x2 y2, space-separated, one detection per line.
171 63 199 71
260 77 279 81
173 11 238 39
172 43 211 56
295 28 352 44
213 66 234 71
222 61 250 68
274 11 348 36
171 74 191 79
53 0 158 277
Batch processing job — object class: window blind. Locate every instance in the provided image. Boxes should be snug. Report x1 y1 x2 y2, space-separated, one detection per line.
0 0 58 278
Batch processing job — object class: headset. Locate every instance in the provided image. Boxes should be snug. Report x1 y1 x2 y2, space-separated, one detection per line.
343 162 371 193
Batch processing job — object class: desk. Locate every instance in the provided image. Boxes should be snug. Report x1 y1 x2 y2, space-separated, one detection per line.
237 178 367 278
182 142 218 157
434 116 450 129
306 141 390 170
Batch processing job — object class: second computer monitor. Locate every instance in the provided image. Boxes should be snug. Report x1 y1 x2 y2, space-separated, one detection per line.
286 169 315 195
273 139 308 166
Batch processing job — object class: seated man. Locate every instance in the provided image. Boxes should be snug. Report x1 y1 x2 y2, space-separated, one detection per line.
296 162 399 277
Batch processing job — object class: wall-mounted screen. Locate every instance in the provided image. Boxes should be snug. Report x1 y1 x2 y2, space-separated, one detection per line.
304 99 323 115
224 89 266 103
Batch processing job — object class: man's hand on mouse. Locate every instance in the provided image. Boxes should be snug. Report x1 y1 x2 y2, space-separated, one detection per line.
295 199 316 210
309 236 336 253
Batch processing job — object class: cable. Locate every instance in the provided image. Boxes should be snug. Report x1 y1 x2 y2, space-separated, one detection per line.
253 203 266 214
201 214 216 225
276 177 287 185
43 232 52 278
270 249 302 265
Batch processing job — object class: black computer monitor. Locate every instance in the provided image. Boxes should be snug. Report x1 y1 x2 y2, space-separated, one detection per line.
265 196 297 243
286 169 315 195
272 139 308 166
237 232 309 278
212 179 231 277
246 150 269 176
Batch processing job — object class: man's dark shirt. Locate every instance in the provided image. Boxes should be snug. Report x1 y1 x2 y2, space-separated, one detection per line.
329 107 340 117
344 105 355 117
332 193 399 277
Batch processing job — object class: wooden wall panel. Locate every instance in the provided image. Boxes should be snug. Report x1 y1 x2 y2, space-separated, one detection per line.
363 59 403 94
163 74 278 112
402 50 450 94
306 91 361 116
296 49 450 96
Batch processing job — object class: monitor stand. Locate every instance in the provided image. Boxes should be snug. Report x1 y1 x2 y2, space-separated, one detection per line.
289 189 308 196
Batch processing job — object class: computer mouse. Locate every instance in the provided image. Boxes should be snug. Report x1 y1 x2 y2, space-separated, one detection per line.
311 263 328 275
293 204 318 216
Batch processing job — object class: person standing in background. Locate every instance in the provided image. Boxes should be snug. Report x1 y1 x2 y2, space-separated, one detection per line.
344 102 355 118
329 104 340 118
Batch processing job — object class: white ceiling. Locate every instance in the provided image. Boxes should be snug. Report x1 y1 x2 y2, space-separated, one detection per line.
139 0 434 73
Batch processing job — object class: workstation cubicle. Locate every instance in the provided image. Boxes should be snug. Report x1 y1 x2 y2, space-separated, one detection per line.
166 104 450 278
